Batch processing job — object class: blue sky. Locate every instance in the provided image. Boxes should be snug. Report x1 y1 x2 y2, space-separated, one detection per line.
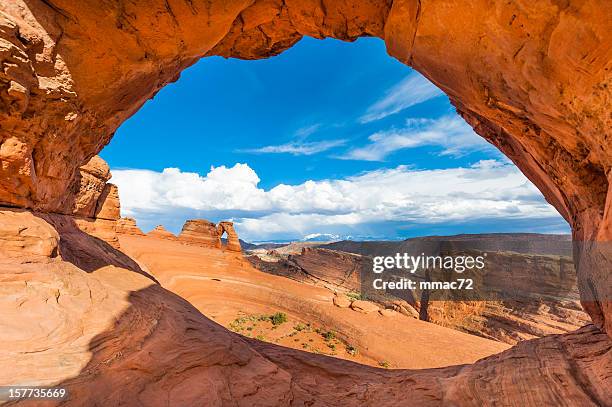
102 37 568 242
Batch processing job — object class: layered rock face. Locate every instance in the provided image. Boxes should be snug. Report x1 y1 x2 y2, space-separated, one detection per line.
57 155 122 248
116 217 145 236
251 242 590 344
179 219 221 247
1 209 609 406
249 247 362 290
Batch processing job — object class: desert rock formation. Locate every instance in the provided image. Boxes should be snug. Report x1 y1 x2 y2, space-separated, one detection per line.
217 221 242 252
116 217 145 236
250 242 590 344
0 0 607 333
179 219 220 247
0 223 607 406
179 219 242 252
147 225 176 240
0 0 610 405
321 236 591 344
248 247 362 290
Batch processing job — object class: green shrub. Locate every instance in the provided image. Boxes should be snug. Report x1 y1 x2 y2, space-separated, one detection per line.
346 292 363 301
270 312 288 325
322 330 335 341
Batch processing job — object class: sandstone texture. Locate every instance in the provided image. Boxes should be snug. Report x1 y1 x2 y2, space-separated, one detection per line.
116 217 145 236
248 247 363 291
218 221 242 252
179 219 220 247
333 295 352 308
0 209 58 260
351 300 380 314
119 233 509 370
251 240 590 344
67 156 112 218
0 0 610 405
0 0 607 333
324 236 592 343
147 225 176 240
0 225 604 406
179 219 242 252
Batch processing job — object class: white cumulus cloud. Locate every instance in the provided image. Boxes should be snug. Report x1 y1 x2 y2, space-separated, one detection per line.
111 161 566 241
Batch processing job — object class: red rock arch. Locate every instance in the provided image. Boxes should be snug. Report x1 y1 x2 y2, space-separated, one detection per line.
0 0 609 333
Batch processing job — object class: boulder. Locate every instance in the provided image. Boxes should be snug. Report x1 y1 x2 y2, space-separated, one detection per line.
333 295 352 308
0 210 59 260
350 300 379 314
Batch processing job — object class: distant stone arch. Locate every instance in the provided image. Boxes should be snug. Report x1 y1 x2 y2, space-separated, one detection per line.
217 221 241 252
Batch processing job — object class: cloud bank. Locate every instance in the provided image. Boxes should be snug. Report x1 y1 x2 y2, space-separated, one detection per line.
111 160 566 241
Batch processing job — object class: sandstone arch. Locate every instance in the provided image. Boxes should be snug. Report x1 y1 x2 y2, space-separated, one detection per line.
0 0 610 336
217 221 242 252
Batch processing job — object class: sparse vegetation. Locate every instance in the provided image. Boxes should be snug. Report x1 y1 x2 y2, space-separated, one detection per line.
227 313 374 365
322 330 335 341
270 312 288 325
379 361 390 368
346 291 363 301
346 345 358 356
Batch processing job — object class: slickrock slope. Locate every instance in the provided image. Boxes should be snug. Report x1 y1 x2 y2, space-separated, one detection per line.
0 1 610 405
0 218 606 406
118 234 508 369
248 247 363 291
0 212 293 406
